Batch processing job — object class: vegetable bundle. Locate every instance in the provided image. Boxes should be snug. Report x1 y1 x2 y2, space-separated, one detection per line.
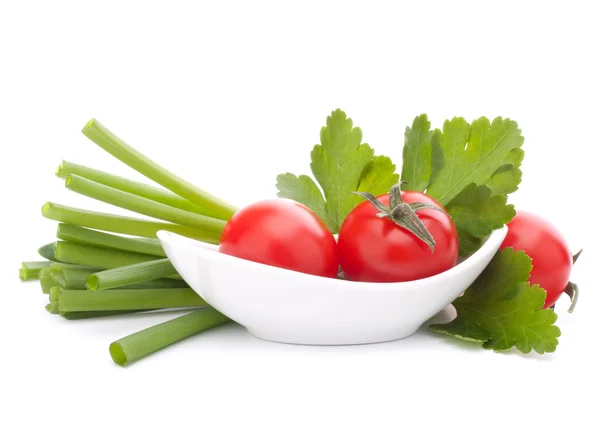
20 110 578 365
23 119 237 365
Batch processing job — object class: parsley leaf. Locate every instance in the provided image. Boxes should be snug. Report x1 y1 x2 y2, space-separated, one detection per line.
357 155 399 194
401 114 432 192
276 109 398 233
487 147 524 196
427 116 524 205
430 248 561 354
401 115 523 256
445 183 516 256
275 173 337 231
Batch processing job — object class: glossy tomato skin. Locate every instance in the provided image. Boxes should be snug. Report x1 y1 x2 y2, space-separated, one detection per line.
500 210 572 308
338 192 459 282
219 199 339 278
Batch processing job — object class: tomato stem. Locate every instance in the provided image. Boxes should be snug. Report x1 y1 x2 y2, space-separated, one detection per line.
572 249 582 264
563 249 583 313
565 282 579 313
352 181 447 252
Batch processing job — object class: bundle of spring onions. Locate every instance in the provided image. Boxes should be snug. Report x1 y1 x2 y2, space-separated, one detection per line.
19 119 236 366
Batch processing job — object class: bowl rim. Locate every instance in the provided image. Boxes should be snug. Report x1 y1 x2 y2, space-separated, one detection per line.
157 225 507 292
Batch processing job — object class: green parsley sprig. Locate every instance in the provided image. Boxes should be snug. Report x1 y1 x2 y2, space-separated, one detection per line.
276 109 398 233
430 248 561 354
277 109 560 355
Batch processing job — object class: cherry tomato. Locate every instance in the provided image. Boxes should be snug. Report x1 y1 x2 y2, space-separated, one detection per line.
500 210 572 308
219 198 339 278
338 191 459 282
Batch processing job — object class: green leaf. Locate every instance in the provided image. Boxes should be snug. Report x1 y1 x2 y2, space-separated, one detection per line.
446 183 516 256
488 148 524 196
275 173 336 231
356 156 399 196
457 234 483 258
277 109 398 233
430 248 561 354
401 114 432 191
427 116 524 205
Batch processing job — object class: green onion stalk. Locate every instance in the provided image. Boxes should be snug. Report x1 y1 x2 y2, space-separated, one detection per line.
65 174 227 233
56 160 219 217
109 307 231 366
81 119 238 220
42 202 221 243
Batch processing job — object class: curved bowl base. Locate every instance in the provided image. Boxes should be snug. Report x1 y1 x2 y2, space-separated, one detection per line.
246 326 421 346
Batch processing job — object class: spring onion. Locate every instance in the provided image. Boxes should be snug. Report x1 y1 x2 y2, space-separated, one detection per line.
50 262 99 272
51 262 185 290
50 263 99 289
60 310 152 320
87 258 178 290
81 118 238 220
57 224 166 257
65 174 227 233
56 161 220 217
57 288 207 312
51 273 66 288
109 307 231 366
19 261 51 281
50 285 60 303
42 202 220 243
54 241 159 269
39 267 56 294
49 301 60 314
38 243 58 261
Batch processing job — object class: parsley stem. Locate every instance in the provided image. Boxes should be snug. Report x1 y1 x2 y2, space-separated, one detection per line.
56 224 166 257
81 119 238 220
42 202 220 243
87 259 178 291
58 288 207 312
65 174 227 234
109 307 230 366
56 161 219 218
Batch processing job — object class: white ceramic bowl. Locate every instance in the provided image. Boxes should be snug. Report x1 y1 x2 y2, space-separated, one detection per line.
158 226 508 345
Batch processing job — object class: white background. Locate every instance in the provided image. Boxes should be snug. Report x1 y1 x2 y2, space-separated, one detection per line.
1 1 598 421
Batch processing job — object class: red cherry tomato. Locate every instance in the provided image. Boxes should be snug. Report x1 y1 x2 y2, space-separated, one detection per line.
219 198 339 278
338 191 459 282
500 210 572 308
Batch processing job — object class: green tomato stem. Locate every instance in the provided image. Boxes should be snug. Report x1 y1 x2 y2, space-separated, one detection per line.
565 282 579 314
352 181 446 252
